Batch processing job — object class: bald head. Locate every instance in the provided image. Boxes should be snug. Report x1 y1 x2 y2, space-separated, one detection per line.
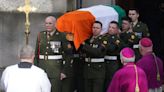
45 16 56 22
45 16 56 32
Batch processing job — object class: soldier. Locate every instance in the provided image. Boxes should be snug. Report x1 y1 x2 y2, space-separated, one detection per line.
128 8 150 39
120 17 139 48
81 21 106 92
60 32 75 92
103 21 125 91
34 16 69 92
73 46 85 92
128 8 150 61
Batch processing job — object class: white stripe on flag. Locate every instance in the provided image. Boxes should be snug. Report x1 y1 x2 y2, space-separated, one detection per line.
78 5 118 34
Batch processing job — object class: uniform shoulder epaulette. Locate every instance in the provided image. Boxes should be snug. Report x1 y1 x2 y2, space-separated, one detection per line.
40 31 46 34
138 21 147 26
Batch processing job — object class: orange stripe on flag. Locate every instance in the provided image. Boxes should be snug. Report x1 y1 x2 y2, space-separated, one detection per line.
56 11 95 49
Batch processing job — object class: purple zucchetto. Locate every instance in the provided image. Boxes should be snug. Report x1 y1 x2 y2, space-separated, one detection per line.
120 47 135 62
139 37 153 47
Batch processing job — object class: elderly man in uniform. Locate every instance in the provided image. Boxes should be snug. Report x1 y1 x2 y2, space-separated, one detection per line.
136 38 164 92
1 45 51 92
128 8 150 61
107 47 148 92
34 16 71 92
103 21 125 90
81 21 106 92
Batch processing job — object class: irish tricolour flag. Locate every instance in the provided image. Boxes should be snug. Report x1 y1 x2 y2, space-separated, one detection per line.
56 5 126 49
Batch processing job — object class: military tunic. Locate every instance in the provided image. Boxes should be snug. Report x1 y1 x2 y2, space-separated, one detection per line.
133 21 150 39
132 21 150 61
81 35 106 92
120 31 139 48
34 30 68 92
103 34 125 91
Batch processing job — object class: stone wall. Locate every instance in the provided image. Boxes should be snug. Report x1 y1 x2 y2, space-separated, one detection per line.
0 0 67 13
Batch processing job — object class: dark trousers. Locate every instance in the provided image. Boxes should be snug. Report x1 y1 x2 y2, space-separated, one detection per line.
73 76 84 92
62 77 74 92
104 60 120 91
73 58 84 92
50 78 61 92
84 78 105 92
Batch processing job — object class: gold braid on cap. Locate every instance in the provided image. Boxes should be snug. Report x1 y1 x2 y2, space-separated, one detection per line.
152 53 160 81
134 65 140 92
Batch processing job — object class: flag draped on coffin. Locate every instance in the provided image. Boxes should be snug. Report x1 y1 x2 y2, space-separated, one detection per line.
56 5 125 50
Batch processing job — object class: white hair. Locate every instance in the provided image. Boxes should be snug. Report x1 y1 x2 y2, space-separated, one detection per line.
20 45 34 59
120 52 135 62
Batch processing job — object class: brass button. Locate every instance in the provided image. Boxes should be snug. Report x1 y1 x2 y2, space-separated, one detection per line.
46 47 49 49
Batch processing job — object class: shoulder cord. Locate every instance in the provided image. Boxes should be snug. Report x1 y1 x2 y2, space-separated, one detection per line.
152 53 160 81
127 64 140 92
134 65 140 92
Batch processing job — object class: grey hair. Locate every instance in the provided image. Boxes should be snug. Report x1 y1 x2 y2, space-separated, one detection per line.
45 16 56 22
20 45 34 59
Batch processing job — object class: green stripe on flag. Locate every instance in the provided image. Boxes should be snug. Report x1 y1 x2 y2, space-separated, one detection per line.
111 5 126 27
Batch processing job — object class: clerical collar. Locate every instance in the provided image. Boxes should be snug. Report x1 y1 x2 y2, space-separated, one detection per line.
18 61 32 68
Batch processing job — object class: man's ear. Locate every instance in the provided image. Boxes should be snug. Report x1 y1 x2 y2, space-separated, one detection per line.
120 58 123 64
32 54 35 59
137 14 139 18
17 53 20 59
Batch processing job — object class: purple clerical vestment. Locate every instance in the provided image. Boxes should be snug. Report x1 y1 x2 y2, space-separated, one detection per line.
107 63 148 92
136 53 164 89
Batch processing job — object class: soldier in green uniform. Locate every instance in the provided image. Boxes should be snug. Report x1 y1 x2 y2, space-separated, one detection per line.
61 33 75 92
128 8 150 38
128 8 150 61
73 46 85 92
120 17 139 48
34 16 71 92
81 21 106 92
103 21 125 91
